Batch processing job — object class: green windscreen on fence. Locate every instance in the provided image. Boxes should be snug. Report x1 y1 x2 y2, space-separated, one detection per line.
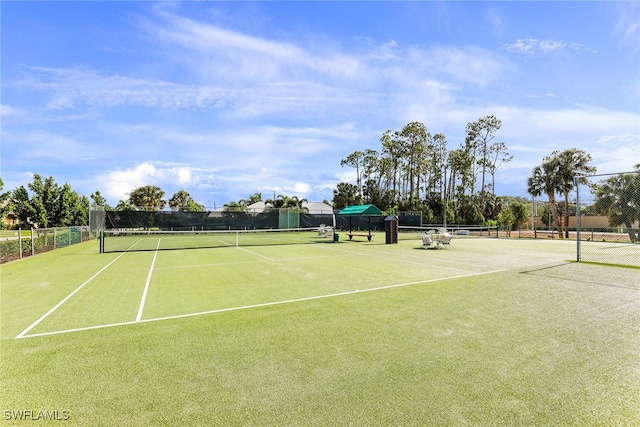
95 209 422 233
99 227 335 253
101 209 335 231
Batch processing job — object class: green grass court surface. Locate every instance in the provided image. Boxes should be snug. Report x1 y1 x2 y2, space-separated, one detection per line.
1 235 639 426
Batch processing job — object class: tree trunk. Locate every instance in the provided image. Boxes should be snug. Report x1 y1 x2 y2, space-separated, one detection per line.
548 194 564 239
564 192 570 238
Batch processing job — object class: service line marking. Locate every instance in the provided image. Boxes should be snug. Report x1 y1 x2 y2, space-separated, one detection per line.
16 268 507 339
136 238 161 322
15 249 134 339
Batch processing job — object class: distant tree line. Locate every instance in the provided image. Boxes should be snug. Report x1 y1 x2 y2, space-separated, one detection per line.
111 186 204 212
2 122 637 235
333 116 513 225
0 179 205 229
333 116 639 235
1 175 89 229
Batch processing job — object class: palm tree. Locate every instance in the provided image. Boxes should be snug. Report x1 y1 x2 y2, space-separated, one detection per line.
551 149 596 237
114 200 136 211
247 192 262 204
527 160 563 237
223 200 247 212
289 196 309 212
128 185 166 211
169 190 201 211
264 195 288 210
593 169 640 229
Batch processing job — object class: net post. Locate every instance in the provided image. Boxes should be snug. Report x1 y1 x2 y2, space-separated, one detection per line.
332 214 337 242
99 230 104 253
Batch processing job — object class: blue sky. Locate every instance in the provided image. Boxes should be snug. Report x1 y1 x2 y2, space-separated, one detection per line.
2 1 639 209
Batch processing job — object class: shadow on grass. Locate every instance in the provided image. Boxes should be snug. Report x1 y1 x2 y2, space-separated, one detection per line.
519 262 640 290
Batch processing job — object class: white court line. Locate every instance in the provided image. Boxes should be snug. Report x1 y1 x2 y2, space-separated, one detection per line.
15 249 135 339
136 238 161 322
16 268 507 339
236 246 274 261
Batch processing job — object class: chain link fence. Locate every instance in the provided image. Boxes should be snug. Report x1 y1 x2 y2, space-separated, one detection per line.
0 226 93 263
576 171 640 268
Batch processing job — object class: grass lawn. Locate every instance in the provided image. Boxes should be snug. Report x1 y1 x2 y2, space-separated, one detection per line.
0 230 29 241
1 236 639 425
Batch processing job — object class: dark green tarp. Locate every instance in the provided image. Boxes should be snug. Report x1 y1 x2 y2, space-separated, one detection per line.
338 204 383 216
337 205 384 237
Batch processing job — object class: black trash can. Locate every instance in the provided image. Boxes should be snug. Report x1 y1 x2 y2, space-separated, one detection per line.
385 216 398 244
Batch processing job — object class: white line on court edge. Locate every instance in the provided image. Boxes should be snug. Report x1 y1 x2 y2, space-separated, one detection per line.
15 250 131 339
16 268 507 339
136 238 161 322
236 246 274 261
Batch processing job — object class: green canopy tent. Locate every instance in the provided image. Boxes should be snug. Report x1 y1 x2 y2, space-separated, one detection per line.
338 204 384 241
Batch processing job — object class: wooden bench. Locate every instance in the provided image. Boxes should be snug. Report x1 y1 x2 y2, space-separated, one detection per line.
347 233 374 241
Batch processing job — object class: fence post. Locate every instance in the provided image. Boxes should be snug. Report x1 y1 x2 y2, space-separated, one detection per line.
575 177 581 262
30 228 34 257
19 228 23 259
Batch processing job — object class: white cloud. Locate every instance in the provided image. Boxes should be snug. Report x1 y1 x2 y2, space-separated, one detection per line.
16 67 231 111
614 1 640 51
146 9 362 82
7 10 507 127
3 129 104 165
97 162 217 202
0 104 25 118
293 182 311 194
592 134 640 174
143 11 506 113
417 46 505 86
504 38 594 55
4 3 636 205
504 38 538 54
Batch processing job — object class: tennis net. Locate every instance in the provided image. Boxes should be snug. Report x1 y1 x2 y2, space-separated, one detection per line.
99 227 334 253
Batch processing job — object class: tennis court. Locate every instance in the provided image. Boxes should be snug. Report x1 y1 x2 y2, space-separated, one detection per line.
16 233 515 339
2 234 639 425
